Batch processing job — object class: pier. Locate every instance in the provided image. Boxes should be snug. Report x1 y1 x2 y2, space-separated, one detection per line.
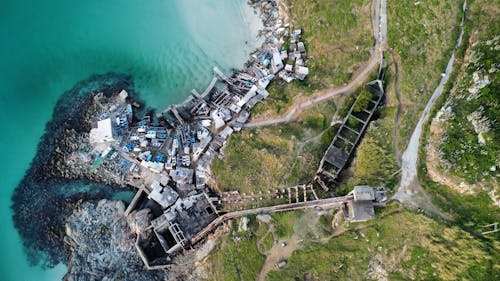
213 66 234 85
202 77 218 97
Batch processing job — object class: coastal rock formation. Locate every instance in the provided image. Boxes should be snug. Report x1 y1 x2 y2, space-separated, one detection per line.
11 73 139 267
12 0 292 274
64 199 167 281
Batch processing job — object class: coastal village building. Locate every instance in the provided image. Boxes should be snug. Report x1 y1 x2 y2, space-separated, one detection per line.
118 89 129 103
295 66 309 81
148 181 179 209
297 42 306 54
84 13 312 269
344 186 379 222
89 118 115 144
271 50 284 74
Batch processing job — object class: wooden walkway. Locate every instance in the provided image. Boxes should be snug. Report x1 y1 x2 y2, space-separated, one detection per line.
191 194 354 244
213 66 234 85
202 77 218 97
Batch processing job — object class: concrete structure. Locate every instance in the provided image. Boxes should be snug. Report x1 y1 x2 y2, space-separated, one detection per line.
316 76 385 190
343 185 380 222
346 200 375 222
89 118 115 144
353 185 375 201
135 192 218 270
148 181 179 209
295 66 309 80
271 51 284 74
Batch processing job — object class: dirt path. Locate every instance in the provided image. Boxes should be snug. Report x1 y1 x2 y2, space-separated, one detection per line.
245 0 387 129
244 54 381 128
256 224 275 255
256 234 300 281
394 1 466 217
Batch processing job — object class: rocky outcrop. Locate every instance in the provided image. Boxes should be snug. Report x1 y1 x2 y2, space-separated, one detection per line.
11 73 139 267
64 200 167 281
365 255 388 281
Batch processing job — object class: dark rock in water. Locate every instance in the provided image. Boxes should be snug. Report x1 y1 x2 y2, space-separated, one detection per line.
64 200 167 281
11 73 142 268
13 177 125 267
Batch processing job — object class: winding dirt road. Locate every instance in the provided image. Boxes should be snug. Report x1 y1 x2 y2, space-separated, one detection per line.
394 1 466 211
244 0 387 128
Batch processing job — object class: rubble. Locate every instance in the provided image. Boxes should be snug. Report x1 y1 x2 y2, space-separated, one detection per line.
64 200 167 281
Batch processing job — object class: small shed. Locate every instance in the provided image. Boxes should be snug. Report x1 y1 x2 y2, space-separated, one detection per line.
294 66 309 80
297 42 306 54
347 200 375 222
353 186 375 201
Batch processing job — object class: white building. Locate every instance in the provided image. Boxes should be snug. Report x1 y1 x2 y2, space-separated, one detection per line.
89 118 115 144
119 89 128 103
295 66 309 81
270 51 284 74
148 181 179 209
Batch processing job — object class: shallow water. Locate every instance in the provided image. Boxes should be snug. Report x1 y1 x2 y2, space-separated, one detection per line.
0 0 261 280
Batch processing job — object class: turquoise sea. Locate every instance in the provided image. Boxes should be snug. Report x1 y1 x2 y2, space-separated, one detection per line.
0 0 261 280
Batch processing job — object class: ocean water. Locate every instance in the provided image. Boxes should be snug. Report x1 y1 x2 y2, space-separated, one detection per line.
0 0 262 280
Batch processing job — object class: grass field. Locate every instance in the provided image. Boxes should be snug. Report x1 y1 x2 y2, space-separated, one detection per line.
252 0 373 117
207 218 266 281
212 100 337 194
387 0 464 152
206 205 499 281
433 23 499 184
267 208 498 281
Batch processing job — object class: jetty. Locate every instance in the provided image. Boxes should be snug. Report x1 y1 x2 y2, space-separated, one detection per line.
214 66 234 85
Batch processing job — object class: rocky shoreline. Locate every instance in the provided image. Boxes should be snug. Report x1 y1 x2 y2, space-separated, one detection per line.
11 73 142 267
64 200 168 281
